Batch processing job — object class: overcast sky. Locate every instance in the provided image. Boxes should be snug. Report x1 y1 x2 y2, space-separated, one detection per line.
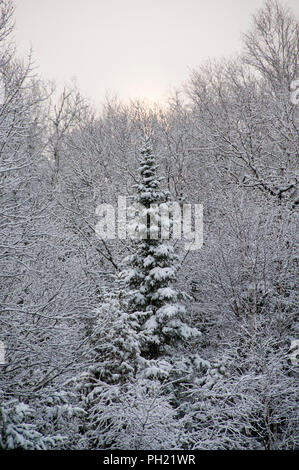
14 0 299 107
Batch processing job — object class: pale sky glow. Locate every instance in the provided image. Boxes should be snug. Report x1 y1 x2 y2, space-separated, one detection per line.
14 0 299 107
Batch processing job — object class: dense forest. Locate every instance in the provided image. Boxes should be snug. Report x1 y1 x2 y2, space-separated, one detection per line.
0 0 298 450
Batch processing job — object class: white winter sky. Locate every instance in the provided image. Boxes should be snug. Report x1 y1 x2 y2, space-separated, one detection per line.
14 0 299 108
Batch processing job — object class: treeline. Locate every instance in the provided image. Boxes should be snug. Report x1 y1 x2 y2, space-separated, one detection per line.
0 0 298 450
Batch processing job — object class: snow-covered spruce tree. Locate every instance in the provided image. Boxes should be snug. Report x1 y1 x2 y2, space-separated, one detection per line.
79 274 141 389
124 139 201 389
0 390 65 450
74 274 140 448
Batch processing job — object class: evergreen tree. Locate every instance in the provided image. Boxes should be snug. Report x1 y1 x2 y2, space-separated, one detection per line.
0 391 65 450
124 138 200 380
80 275 141 388
74 274 142 448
